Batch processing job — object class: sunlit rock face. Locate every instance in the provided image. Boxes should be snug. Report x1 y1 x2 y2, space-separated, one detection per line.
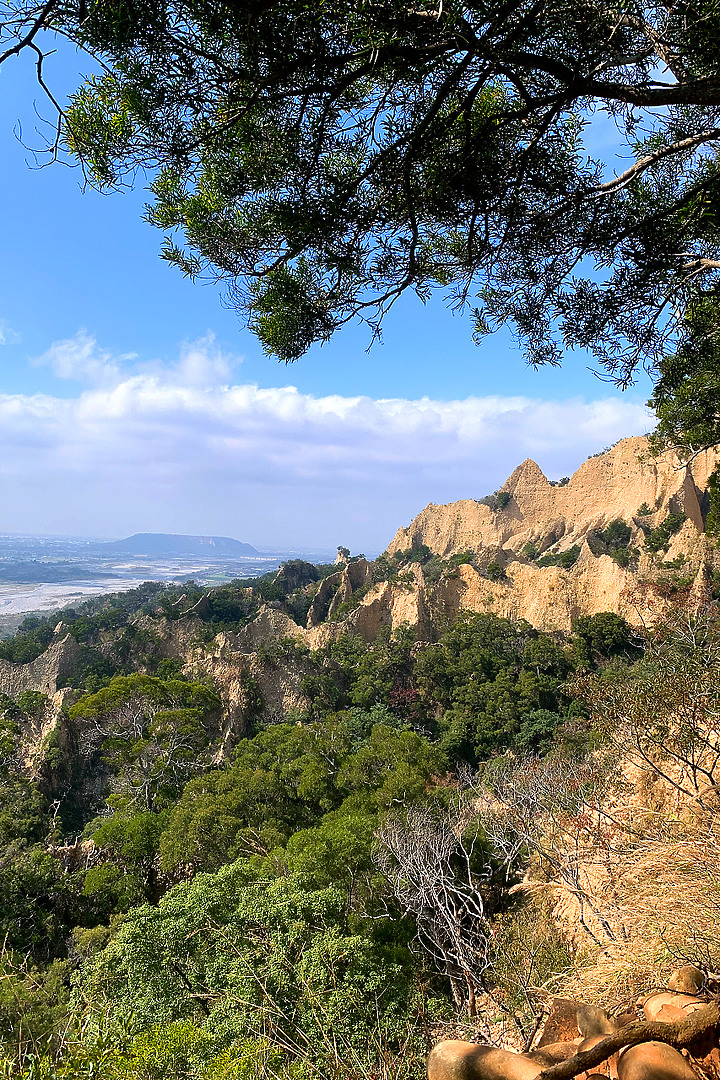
378 436 719 632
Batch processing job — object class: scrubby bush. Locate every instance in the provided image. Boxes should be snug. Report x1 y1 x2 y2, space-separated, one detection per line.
536 545 581 569
572 611 636 668
644 511 686 553
611 546 637 568
480 490 512 511
597 518 631 550
590 519 638 567
0 619 54 664
707 468 720 536
485 561 506 581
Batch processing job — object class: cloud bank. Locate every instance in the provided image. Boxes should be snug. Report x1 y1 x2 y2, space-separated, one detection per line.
1 333 653 551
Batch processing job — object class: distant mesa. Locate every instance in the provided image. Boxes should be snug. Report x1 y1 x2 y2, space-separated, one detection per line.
95 533 260 557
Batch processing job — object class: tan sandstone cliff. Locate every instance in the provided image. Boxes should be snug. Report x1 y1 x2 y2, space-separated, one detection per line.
388 437 716 558
372 436 720 634
2 435 719 735
137 435 720 721
187 435 720 706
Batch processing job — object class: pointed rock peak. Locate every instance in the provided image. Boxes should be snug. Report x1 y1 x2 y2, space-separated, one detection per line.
504 458 550 494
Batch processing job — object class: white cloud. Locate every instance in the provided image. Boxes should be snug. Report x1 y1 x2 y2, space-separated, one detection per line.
0 319 20 346
173 333 235 387
32 329 237 389
33 329 123 385
0 333 653 550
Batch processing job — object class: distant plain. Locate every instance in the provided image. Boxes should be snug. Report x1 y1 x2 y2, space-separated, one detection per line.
0 533 333 636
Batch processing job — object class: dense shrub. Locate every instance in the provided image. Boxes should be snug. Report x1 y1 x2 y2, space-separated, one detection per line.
597 519 631 550
77 861 428 1080
480 490 512 511
0 619 54 664
644 511 686 553
589 519 638 567
572 612 636 668
485 561 506 581
536 545 581 569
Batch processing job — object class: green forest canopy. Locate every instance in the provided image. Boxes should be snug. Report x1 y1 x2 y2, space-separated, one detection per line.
0 591 687 1078
0 609 626 1062
0 558 709 1080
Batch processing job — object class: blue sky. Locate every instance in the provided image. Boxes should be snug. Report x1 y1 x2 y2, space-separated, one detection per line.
0 42 654 551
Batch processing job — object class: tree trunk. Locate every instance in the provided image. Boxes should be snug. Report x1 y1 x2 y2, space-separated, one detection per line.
467 975 477 1017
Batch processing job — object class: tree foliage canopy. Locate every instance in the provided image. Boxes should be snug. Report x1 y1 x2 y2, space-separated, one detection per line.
651 287 720 452
2 0 720 375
